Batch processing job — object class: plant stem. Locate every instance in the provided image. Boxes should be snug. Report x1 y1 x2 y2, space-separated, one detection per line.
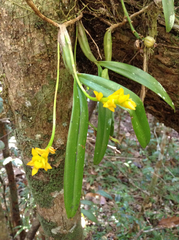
120 0 142 39
46 42 60 148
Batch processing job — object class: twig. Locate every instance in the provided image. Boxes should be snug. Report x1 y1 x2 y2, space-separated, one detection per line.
109 1 153 32
87 137 121 154
140 48 148 102
25 218 41 240
132 229 144 240
130 2 153 19
0 122 26 239
143 223 179 233
25 0 83 28
158 43 179 49
25 0 60 27
133 223 179 239
84 27 102 60
115 156 143 160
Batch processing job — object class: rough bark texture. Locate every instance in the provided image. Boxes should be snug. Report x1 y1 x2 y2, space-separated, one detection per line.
0 0 83 239
77 0 179 133
0 202 10 240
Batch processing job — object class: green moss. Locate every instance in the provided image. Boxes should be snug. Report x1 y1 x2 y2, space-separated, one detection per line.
38 214 57 237
24 149 65 208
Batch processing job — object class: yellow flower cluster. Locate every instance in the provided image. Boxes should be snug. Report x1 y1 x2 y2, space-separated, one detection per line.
94 88 136 112
27 147 56 176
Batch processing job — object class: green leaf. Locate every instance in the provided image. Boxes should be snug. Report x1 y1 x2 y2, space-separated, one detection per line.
81 209 98 223
162 0 175 32
98 61 175 111
93 103 112 165
78 73 150 148
64 80 80 218
0 97 3 113
71 85 89 217
64 81 89 218
81 200 93 205
0 140 5 150
96 190 113 200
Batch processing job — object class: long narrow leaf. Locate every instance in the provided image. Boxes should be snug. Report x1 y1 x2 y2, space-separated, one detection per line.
162 0 175 32
64 80 80 218
98 61 175 111
93 103 112 165
71 85 89 217
64 82 89 218
78 73 150 148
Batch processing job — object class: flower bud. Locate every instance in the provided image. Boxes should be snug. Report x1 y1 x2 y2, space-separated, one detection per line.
144 36 155 48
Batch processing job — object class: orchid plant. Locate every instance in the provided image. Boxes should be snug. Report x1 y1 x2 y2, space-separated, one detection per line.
26 0 175 219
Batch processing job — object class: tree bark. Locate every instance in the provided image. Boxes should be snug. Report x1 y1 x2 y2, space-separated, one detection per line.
0 203 10 240
0 0 83 239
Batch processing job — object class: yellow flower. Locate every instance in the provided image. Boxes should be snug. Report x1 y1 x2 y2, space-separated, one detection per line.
120 99 136 110
94 91 103 101
49 147 56 154
108 88 124 100
93 88 136 112
103 99 116 112
27 147 55 176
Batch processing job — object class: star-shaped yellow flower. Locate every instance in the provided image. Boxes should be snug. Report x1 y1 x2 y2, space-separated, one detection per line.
93 88 136 112
27 147 55 176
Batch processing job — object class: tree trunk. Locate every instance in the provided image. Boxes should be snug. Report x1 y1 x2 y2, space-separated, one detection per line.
0 1 83 239
0 203 10 240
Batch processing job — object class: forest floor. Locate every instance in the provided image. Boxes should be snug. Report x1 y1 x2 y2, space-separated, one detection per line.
82 109 179 240
0 109 179 240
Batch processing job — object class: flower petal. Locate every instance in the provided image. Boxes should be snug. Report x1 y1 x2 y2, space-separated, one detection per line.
121 99 136 110
34 161 44 169
32 167 39 176
35 148 47 155
32 148 38 156
108 88 124 99
117 94 130 104
94 91 103 101
103 100 116 112
49 147 56 154
44 162 52 171
27 160 35 166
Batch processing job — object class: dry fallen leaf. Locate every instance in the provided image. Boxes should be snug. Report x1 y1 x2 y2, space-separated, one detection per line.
158 216 179 228
85 192 106 205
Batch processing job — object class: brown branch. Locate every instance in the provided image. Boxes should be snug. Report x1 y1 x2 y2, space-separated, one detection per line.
25 0 83 28
0 122 26 240
130 2 153 19
25 218 41 240
64 13 83 27
140 48 148 102
109 2 153 32
25 0 60 27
